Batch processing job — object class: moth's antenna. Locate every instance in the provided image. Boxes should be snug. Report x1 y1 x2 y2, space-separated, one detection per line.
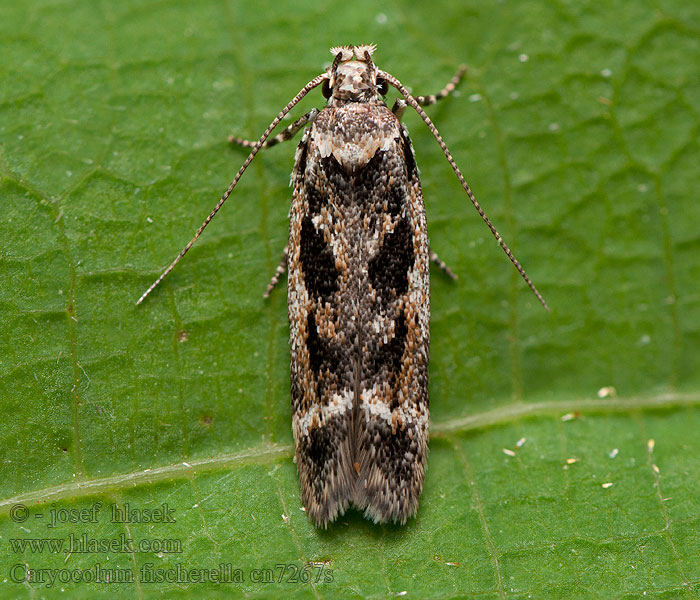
330 50 344 76
379 69 549 311
136 73 327 306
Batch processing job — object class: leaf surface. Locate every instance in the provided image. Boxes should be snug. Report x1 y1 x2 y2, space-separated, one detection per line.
1 0 699 597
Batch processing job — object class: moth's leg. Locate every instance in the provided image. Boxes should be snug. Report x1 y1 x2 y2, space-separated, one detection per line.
264 245 288 298
414 65 467 107
391 65 467 119
230 109 318 149
430 247 457 281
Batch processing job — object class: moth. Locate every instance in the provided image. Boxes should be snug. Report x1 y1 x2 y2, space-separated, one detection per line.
137 45 547 528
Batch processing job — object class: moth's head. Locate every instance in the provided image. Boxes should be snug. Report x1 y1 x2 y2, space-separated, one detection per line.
323 44 388 104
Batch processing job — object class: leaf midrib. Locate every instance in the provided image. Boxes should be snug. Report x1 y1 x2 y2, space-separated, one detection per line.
1 390 697 513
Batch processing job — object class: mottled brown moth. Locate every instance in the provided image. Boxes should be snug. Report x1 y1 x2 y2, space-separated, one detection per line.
137 45 547 528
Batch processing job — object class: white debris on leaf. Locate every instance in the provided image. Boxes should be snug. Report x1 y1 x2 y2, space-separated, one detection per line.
597 386 616 398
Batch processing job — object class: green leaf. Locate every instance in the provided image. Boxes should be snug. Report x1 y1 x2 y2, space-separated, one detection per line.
2 0 699 597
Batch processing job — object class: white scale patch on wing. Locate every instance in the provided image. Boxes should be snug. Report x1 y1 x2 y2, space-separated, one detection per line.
359 387 429 429
293 390 354 437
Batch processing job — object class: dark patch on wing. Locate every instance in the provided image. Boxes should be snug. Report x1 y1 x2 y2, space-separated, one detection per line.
296 136 309 176
368 217 415 299
371 419 419 481
306 183 324 215
306 311 341 378
321 155 345 178
354 151 387 218
362 148 385 173
401 129 416 181
385 313 408 374
375 313 408 409
388 182 404 216
307 423 332 467
300 216 339 300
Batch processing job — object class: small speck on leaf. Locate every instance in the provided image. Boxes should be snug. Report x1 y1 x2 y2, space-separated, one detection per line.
597 386 616 398
561 411 581 422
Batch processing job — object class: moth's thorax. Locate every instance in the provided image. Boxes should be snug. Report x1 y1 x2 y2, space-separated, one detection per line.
312 103 398 172
330 61 380 105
